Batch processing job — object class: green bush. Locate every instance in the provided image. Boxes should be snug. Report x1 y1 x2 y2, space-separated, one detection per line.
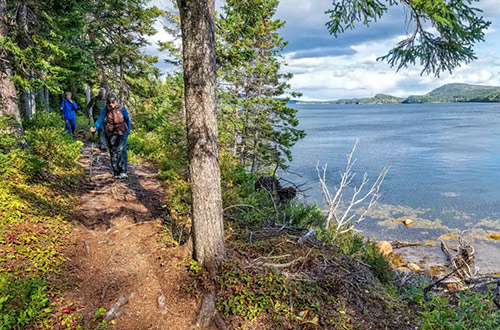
0 273 51 329
362 240 394 285
333 230 365 256
408 285 500 329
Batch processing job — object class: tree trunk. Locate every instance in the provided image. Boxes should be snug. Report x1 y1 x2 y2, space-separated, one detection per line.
21 89 35 118
0 0 23 135
44 86 49 112
118 55 125 101
85 84 91 105
17 3 35 118
177 0 225 274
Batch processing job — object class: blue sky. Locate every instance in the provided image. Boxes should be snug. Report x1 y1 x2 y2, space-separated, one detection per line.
147 0 500 101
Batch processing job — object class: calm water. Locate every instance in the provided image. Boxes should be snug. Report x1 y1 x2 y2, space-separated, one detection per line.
280 103 500 271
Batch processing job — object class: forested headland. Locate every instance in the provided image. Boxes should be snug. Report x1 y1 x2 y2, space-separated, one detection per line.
1 0 500 329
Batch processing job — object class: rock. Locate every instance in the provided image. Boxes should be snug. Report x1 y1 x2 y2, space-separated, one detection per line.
157 294 168 315
407 262 422 273
402 219 413 227
489 233 500 240
376 241 393 256
442 276 462 291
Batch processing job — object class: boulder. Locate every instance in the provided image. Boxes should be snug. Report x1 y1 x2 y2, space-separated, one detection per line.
376 241 393 256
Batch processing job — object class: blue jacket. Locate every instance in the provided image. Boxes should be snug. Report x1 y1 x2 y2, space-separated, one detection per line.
94 105 131 134
60 99 78 120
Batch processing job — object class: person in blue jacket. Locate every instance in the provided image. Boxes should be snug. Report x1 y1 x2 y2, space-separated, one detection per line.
60 92 78 135
90 93 131 180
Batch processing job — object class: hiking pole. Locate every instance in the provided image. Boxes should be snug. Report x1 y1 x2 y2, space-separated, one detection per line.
89 131 95 182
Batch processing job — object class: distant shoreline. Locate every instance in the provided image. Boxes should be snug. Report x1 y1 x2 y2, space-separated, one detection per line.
292 83 500 105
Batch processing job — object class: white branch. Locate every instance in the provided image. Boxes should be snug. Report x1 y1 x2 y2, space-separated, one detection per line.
317 139 389 237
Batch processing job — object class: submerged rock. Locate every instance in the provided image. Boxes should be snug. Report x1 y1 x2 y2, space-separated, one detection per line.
407 262 422 273
402 219 413 227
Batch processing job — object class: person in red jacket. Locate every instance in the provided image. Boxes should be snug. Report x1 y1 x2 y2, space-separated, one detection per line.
90 93 131 180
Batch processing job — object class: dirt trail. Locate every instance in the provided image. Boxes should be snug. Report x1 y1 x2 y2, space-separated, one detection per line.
61 142 198 329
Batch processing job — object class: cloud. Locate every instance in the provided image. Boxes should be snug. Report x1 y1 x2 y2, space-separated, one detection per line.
141 0 500 100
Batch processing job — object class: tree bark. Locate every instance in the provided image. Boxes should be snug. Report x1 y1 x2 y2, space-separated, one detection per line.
177 0 225 274
17 3 35 118
0 0 23 135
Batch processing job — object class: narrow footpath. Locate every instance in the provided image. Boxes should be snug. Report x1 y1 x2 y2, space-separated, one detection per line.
59 141 199 329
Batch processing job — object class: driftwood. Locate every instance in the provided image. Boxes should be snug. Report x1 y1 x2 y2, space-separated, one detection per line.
104 295 129 322
424 268 460 295
390 241 421 249
440 238 475 278
298 229 317 244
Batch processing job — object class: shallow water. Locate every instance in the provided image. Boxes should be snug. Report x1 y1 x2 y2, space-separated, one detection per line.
280 103 500 272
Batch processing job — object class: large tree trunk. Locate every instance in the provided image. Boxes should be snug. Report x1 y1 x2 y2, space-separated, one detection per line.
0 0 23 135
177 0 225 274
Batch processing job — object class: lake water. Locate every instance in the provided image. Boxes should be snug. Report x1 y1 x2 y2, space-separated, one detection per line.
280 103 500 272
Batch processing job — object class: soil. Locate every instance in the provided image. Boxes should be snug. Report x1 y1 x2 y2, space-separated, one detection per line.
59 142 200 329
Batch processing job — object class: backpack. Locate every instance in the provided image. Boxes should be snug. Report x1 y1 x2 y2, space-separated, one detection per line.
105 105 128 134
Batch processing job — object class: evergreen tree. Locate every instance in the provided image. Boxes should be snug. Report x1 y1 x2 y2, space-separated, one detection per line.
85 0 163 101
217 0 304 173
327 0 490 76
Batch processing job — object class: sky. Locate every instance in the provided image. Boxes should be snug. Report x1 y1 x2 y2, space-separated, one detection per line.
146 0 500 101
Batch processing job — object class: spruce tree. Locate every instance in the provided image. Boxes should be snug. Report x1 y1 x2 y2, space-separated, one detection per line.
217 0 305 173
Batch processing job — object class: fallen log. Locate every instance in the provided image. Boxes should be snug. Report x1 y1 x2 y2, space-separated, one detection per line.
390 241 421 249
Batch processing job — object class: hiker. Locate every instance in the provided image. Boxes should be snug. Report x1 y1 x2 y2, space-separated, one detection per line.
90 93 131 179
60 92 78 135
86 87 107 151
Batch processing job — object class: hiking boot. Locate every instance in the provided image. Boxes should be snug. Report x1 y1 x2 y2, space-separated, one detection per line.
119 173 128 180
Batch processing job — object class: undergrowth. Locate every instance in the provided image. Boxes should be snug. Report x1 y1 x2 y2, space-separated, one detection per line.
0 113 83 329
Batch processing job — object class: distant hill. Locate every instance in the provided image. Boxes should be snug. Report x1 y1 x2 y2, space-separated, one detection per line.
295 83 500 105
403 83 500 103
297 93 404 105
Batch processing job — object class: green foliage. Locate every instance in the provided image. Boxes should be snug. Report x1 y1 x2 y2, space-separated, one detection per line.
0 116 22 153
0 273 51 329
362 240 393 285
408 285 500 329
334 231 365 256
217 0 305 172
326 0 490 76
213 259 352 328
85 0 164 98
0 1 93 94
0 114 82 328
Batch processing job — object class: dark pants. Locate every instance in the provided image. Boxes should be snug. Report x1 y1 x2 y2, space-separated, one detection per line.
98 125 107 150
93 116 107 150
122 131 129 174
106 134 125 176
65 118 76 135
